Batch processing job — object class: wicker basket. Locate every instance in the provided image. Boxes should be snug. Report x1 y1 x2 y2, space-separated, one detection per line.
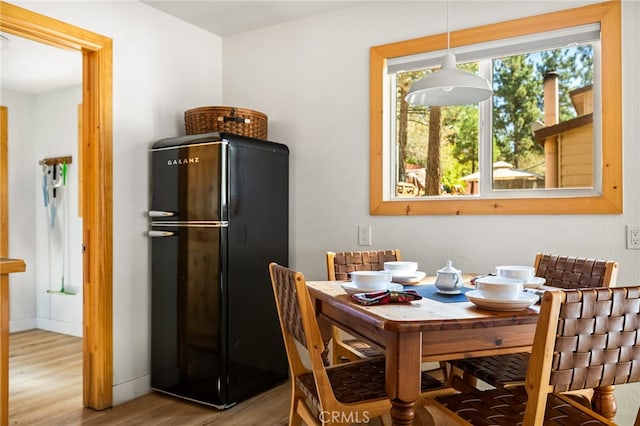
184 106 268 139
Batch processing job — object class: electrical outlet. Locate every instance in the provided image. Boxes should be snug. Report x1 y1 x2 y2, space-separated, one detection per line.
358 225 372 246
627 225 640 249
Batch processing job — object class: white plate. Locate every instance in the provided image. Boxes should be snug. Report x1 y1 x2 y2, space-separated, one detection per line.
341 282 403 295
391 271 426 284
466 290 538 311
523 276 546 288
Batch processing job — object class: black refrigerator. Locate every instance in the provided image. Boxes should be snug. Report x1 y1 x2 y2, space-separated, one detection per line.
148 132 289 409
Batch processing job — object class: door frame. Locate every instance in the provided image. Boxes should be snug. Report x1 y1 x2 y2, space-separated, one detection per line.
0 2 113 410
1 106 7 257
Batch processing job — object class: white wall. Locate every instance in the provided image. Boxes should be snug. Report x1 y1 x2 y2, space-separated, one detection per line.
4 0 639 423
33 86 83 336
2 90 38 331
222 1 640 424
12 0 223 405
3 85 83 337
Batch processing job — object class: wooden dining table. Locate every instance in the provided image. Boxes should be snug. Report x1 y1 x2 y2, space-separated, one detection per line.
306 277 617 426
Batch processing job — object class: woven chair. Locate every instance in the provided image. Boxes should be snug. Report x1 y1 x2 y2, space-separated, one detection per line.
326 250 400 364
427 286 640 425
269 262 451 425
449 253 618 391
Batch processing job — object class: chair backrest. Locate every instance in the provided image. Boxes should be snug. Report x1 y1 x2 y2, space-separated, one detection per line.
268 263 337 406
533 253 618 289
524 286 640 424
326 250 401 281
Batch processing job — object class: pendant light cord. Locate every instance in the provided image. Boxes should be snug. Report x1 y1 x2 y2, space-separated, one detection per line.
447 0 451 53
405 0 493 106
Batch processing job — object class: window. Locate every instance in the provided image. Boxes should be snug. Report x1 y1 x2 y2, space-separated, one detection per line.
369 1 621 215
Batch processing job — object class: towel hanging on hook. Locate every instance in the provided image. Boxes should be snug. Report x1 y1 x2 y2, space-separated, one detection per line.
39 156 72 228
41 168 48 208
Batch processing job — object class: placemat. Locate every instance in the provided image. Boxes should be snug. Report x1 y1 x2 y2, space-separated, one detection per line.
404 284 471 303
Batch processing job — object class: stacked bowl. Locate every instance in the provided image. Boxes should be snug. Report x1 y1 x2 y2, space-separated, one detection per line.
495 265 545 288
475 276 523 300
383 261 418 275
383 261 426 284
341 271 402 295
350 271 393 291
466 265 542 311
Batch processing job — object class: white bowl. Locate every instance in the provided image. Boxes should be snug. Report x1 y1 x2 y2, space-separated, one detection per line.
349 271 393 290
384 261 418 274
495 265 535 281
475 276 524 300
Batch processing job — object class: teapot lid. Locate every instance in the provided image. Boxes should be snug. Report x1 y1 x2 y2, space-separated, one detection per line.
438 259 459 273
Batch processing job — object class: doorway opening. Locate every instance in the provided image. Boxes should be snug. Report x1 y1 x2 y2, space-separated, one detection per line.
0 2 113 410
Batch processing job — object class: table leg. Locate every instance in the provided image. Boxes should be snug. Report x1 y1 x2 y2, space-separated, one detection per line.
390 400 417 426
385 331 422 426
593 385 616 421
316 315 332 366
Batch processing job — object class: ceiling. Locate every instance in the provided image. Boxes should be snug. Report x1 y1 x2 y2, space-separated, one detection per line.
0 35 82 94
141 1 358 37
0 1 358 94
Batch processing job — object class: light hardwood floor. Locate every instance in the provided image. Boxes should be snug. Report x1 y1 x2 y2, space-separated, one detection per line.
9 330 452 426
9 329 290 425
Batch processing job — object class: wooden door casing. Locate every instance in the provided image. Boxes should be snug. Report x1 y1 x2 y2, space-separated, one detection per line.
0 1 113 413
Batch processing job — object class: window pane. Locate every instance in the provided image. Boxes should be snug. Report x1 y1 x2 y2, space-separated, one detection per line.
491 44 595 191
392 44 595 198
394 63 481 198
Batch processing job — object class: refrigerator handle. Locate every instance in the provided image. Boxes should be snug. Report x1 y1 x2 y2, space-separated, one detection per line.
148 230 175 238
148 210 175 218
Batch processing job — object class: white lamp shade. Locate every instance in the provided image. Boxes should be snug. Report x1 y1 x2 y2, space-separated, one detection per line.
405 54 493 106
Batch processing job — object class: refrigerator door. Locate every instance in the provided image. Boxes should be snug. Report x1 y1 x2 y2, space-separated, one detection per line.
150 223 230 407
150 139 227 222
225 137 289 403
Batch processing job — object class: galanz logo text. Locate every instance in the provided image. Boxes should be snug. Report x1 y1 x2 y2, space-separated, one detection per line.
167 157 199 166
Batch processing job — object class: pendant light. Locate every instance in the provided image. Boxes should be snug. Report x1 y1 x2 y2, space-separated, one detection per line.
405 1 492 107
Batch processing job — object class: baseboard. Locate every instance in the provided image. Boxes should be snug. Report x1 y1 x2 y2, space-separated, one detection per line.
36 317 82 337
9 318 37 333
113 374 151 406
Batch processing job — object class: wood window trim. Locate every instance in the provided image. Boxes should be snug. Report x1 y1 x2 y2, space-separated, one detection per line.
369 1 622 215
0 1 113 411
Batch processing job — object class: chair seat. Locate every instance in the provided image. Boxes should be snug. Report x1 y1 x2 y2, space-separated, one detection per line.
450 352 530 387
340 338 384 359
297 358 445 413
435 387 609 426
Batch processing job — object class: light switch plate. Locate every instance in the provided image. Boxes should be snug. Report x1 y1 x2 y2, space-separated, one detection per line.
358 225 372 246
627 225 640 249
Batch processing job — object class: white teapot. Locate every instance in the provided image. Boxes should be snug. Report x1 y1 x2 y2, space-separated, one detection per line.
434 260 463 294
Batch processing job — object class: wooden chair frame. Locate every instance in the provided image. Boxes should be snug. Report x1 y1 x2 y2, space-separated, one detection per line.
429 286 640 425
326 250 401 364
450 252 619 392
269 262 450 425
270 263 391 425
533 252 618 289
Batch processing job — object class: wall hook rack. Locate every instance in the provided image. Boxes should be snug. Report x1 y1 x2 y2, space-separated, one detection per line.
39 155 72 166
